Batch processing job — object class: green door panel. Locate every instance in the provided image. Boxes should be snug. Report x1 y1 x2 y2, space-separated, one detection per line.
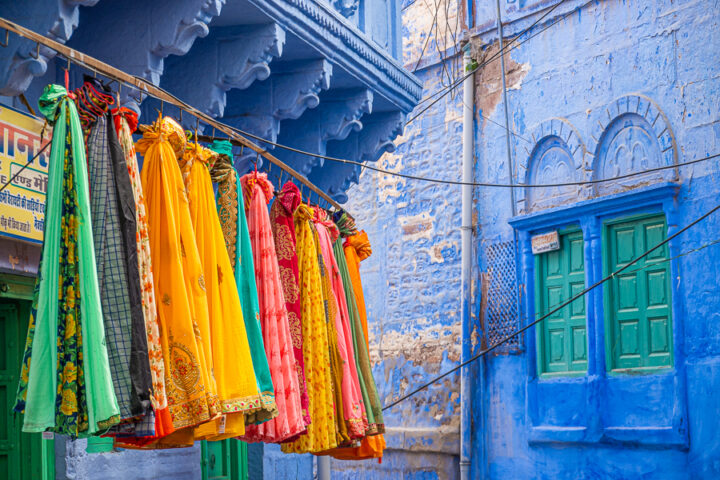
604 215 673 372
0 298 54 480
535 229 588 376
202 439 248 480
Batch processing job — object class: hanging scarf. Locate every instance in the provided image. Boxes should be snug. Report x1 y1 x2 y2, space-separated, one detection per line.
326 235 386 460
344 231 374 353
75 79 152 421
269 182 311 428
313 223 351 446
210 143 276 427
237 171 304 443
313 208 367 440
281 205 338 454
14 84 120 436
134 116 214 434
182 143 268 440
111 107 166 413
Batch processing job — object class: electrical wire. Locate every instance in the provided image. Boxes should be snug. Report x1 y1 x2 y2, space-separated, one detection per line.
219 122 720 189
414 0 584 110
382 199 720 411
407 0 590 124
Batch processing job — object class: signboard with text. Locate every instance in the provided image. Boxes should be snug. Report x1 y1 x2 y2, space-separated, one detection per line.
531 230 560 255
0 105 51 244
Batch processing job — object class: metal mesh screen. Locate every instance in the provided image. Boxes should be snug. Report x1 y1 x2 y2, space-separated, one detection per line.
483 241 521 351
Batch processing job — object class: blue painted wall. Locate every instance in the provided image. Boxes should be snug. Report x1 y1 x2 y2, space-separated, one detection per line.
342 0 720 478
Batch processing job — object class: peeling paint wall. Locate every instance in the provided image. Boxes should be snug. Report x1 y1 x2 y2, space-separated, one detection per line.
332 1 467 475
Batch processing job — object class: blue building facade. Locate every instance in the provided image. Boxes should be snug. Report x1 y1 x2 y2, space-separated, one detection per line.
343 0 720 478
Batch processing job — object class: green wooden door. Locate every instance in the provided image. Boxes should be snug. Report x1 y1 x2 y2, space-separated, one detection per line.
202 439 248 480
0 298 54 480
605 215 673 371
536 230 588 375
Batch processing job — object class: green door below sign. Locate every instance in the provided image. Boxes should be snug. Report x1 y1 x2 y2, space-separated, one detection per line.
0 297 55 480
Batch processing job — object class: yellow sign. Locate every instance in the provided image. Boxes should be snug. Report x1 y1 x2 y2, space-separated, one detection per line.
0 105 51 244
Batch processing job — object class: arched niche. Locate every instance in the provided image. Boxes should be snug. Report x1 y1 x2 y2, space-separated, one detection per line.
590 94 677 196
516 118 587 214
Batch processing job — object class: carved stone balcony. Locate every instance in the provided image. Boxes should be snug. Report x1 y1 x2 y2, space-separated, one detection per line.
0 0 421 202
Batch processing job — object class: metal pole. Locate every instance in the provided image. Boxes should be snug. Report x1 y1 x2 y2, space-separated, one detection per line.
318 455 330 480
460 46 474 480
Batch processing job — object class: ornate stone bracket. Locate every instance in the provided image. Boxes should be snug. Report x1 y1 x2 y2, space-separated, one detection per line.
275 88 373 176
311 111 405 202
333 0 361 18
0 0 101 96
163 23 285 118
224 58 333 144
62 0 225 111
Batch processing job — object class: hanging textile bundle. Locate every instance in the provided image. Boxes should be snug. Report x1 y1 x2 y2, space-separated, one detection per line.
111 106 167 415
238 171 305 443
181 142 268 440
269 182 311 429
313 208 367 441
282 204 338 454
328 229 386 460
132 116 217 441
14 84 121 436
313 220 351 446
11 75 385 459
75 78 153 423
209 141 277 428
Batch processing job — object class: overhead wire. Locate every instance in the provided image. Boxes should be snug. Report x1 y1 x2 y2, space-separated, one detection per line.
216 121 720 188
382 199 720 411
412 0 579 109
407 0 589 124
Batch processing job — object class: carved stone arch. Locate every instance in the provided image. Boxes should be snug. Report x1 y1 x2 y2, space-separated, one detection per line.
516 117 588 214
589 94 678 197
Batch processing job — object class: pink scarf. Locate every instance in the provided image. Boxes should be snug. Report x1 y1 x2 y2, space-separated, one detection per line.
239 172 305 442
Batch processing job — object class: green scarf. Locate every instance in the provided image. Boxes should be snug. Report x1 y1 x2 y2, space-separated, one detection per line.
211 144 275 424
15 84 120 435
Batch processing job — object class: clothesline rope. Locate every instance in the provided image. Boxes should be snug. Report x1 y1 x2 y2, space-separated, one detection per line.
0 16 345 212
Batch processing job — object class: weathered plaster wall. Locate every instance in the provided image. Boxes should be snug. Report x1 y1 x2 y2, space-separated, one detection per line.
328 1 468 475
57 439 201 480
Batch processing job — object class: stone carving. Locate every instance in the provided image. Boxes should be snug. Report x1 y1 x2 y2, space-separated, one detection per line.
527 137 577 211
163 23 286 118
275 88 374 176
225 59 333 145
0 0 101 96
61 0 225 111
516 118 587 214
334 0 360 18
311 111 405 202
590 94 677 197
